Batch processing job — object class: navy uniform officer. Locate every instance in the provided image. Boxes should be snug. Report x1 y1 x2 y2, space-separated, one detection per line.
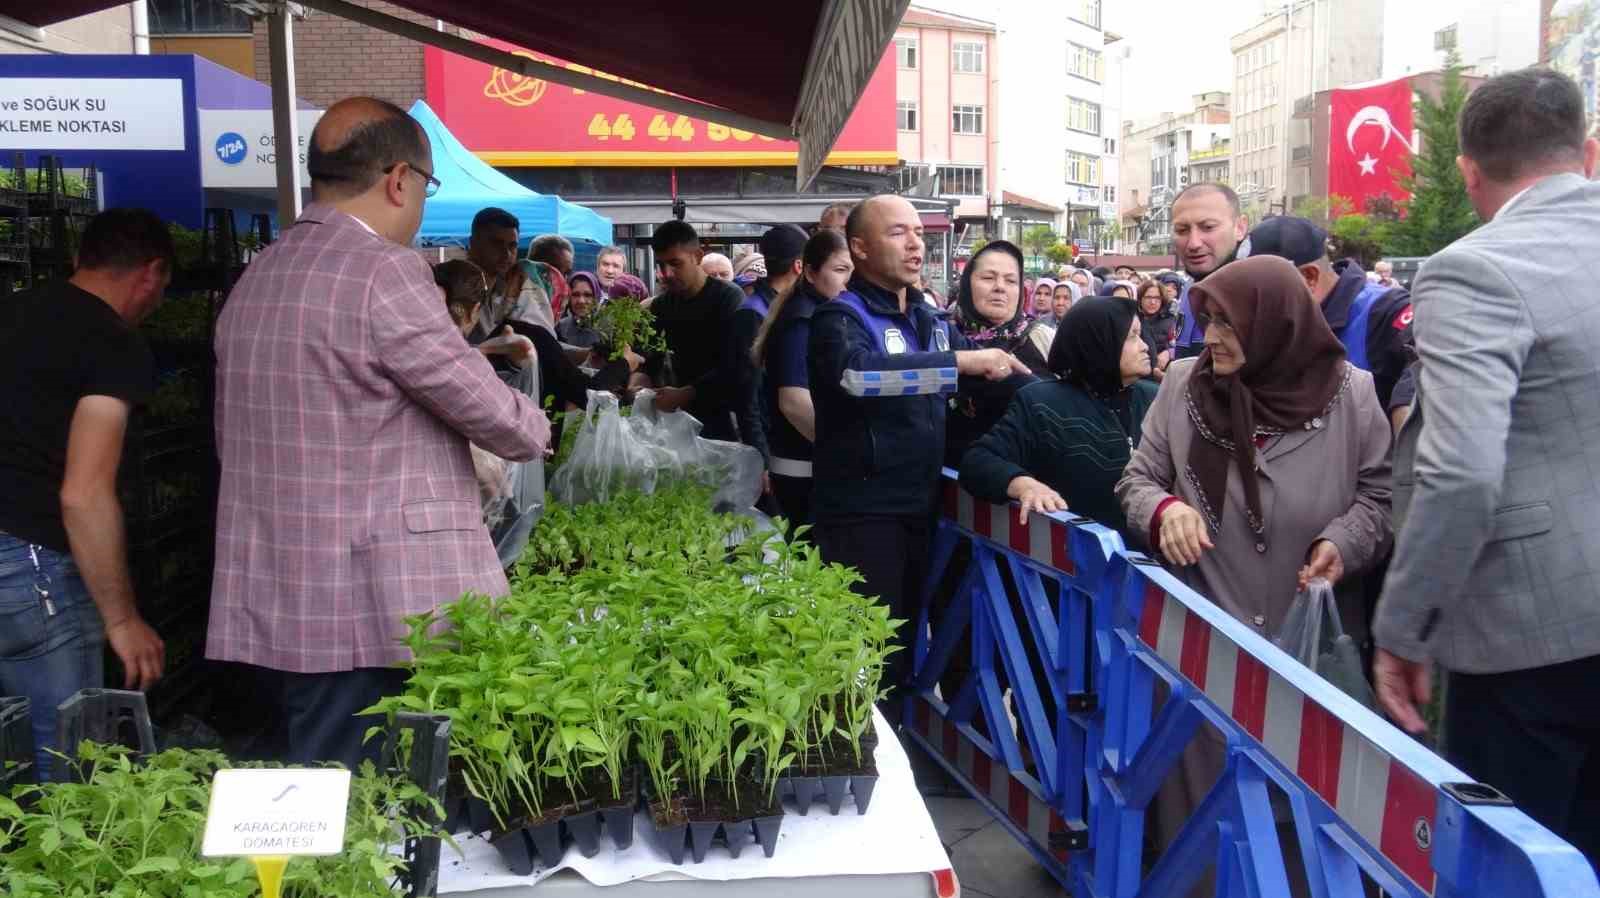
809 195 1023 708
1242 215 1414 408
729 224 810 486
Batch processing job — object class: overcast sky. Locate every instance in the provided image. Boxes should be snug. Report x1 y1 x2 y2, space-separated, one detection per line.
913 0 1472 125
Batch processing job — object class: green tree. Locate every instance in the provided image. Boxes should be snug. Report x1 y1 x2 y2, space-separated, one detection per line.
1044 242 1076 266
1328 214 1392 268
1390 49 1479 255
1021 224 1057 265
1294 195 1355 229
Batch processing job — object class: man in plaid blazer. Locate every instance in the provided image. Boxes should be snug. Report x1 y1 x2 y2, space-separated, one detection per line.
207 98 550 766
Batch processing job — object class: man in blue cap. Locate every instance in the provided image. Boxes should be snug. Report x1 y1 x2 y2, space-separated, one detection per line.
1241 215 1414 408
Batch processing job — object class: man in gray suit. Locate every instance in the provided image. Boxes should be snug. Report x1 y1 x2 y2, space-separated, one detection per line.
1374 68 1600 859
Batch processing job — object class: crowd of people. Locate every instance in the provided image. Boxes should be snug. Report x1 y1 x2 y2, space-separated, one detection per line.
3 67 1599 870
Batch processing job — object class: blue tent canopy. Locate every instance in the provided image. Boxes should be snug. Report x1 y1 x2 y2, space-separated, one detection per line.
408 99 613 248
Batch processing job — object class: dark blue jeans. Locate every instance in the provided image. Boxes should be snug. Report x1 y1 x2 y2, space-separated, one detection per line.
0 533 104 782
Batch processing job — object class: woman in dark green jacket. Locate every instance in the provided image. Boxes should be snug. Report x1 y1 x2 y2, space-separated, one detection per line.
959 296 1157 538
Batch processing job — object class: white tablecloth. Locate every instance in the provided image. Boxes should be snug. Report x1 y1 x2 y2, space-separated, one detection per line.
436 708 951 895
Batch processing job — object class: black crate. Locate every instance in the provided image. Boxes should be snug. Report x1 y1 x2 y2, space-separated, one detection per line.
55 689 157 780
381 713 452 898
1 695 35 792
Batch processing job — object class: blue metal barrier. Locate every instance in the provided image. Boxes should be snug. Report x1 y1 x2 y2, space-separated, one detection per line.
901 472 1599 898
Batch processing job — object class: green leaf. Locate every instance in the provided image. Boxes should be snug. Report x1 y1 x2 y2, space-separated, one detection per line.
38 827 59 855
126 857 182 875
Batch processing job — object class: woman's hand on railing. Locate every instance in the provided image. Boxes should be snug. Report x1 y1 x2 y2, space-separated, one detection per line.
1006 475 1068 524
1158 501 1214 566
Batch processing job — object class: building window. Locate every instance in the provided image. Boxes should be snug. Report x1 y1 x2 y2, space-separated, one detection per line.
895 36 918 69
1067 42 1103 82
1104 137 1117 154
896 100 919 132
895 163 932 192
149 0 251 33
1103 184 1116 203
953 41 985 74
1066 96 1101 135
935 164 985 196
1066 151 1100 186
1069 0 1102 29
952 104 985 135
1434 24 1457 51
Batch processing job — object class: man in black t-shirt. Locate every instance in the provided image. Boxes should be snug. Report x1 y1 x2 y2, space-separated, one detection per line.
647 220 746 442
0 208 172 780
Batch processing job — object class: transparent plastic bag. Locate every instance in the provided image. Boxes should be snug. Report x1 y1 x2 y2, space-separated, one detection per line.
549 390 659 505
549 388 763 509
484 362 544 568
1272 578 1376 708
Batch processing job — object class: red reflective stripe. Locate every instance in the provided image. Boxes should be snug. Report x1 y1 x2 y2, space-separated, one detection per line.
943 716 959 759
943 481 960 521
914 699 930 737
1232 650 1269 740
1379 761 1437 893
1010 510 1032 554
974 500 993 539
1052 522 1072 573
1296 699 1344 807
1178 611 1211 689
933 869 959 898
1008 776 1030 830
972 746 991 793
1138 583 1165 648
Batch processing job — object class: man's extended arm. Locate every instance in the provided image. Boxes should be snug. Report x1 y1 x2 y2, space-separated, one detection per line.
61 395 165 690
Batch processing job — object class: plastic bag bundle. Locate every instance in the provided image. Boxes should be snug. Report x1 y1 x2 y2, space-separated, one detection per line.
549 388 763 509
549 390 659 505
1272 578 1376 708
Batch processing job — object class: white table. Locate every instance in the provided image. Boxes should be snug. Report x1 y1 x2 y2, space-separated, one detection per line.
436 710 954 897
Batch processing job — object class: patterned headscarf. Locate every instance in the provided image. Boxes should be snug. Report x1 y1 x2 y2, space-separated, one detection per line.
955 240 1029 348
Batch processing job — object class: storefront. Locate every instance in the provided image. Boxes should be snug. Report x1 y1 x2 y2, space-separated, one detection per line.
421 38 957 289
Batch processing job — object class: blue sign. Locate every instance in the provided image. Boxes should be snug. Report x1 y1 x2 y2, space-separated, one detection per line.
214 131 247 165
0 54 203 227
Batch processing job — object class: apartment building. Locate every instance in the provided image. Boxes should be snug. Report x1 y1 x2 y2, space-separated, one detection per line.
894 7 998 235
1230 0 1382 218
1117 92 1231 255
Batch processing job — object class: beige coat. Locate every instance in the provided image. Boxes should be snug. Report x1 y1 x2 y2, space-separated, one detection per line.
1116 358 1394 642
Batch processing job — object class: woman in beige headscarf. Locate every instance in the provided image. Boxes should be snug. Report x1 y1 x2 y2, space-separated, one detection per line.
1116 255 1393 866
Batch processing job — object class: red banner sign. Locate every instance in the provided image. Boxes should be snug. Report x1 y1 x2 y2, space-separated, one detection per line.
1328 76 1414 210
423 40 898 167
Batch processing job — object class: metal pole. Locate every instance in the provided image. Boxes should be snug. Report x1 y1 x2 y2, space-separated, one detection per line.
267 5 303 225
130 1 149 54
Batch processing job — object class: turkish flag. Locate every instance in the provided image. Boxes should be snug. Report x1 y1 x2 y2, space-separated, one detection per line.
1329 76 1414 210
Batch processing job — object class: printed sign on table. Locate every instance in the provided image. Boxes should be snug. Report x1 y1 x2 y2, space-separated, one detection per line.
202 768 350 857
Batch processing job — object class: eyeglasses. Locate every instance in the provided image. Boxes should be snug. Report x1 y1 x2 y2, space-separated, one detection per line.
308 161 441 197
382 161 441 197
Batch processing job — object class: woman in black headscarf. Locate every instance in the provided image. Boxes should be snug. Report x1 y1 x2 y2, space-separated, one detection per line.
944 240 1046 466
959 296 1157 536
